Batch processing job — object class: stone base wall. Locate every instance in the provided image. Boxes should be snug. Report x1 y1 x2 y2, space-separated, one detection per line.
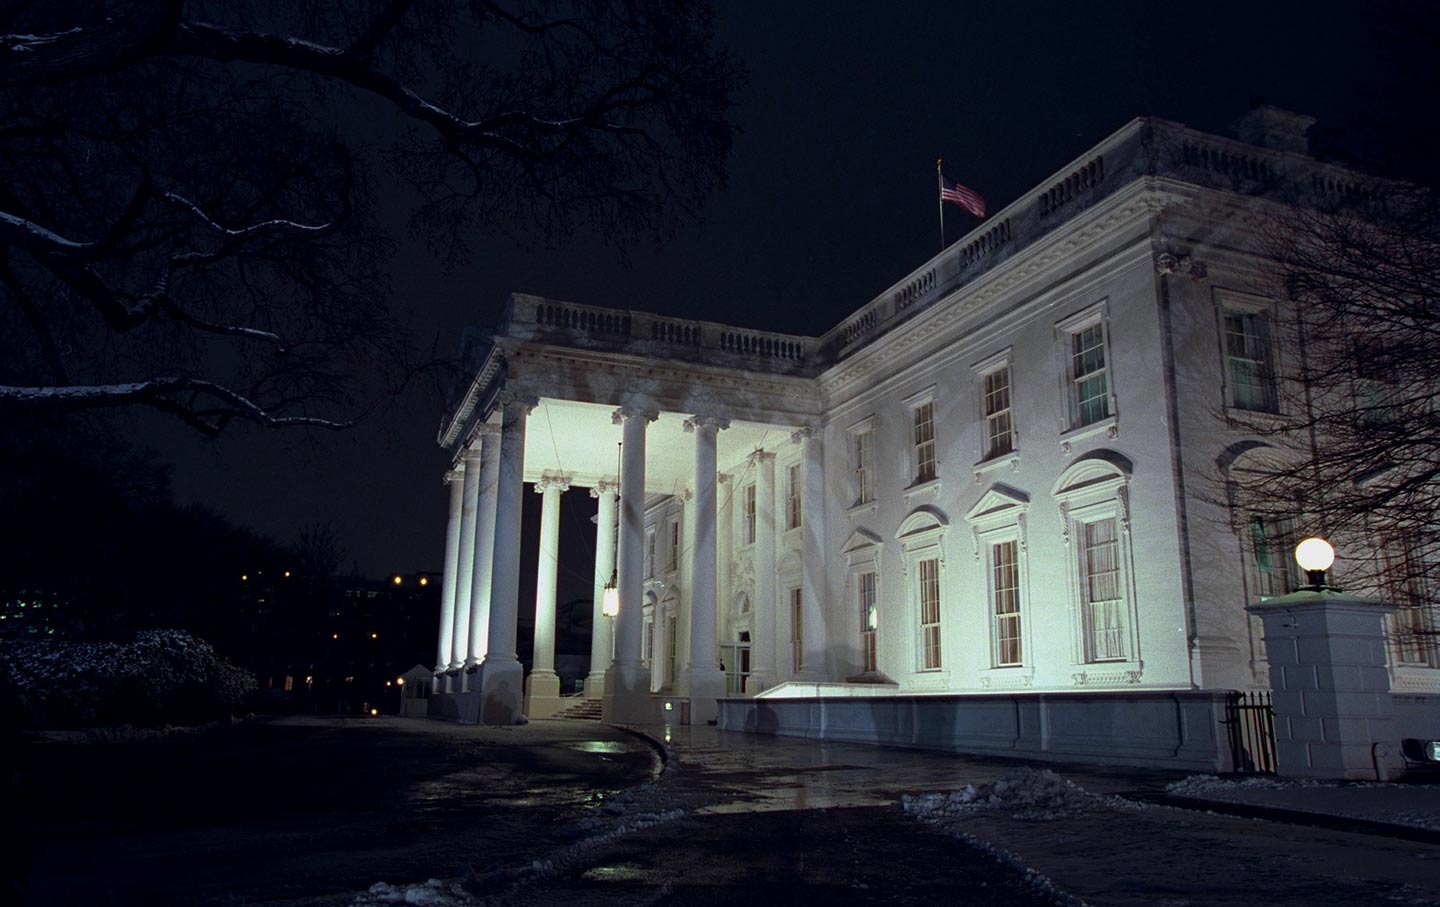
1393 694 1440 740
716 690 1229 772
426 690 481 723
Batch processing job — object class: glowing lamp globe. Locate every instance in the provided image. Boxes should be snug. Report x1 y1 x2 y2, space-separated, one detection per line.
1294 537 1336 588
602 580 620 618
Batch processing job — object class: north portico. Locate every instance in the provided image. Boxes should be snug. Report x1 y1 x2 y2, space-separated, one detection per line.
432 299 822 725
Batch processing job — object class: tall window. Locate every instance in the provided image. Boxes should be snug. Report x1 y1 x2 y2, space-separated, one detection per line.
1386 536 1439 667
991 540 1022 666
664 612 678 686
646 529 656 579
667 518 681 573
790 588 804 673
912 401 937 483
1069 322 1110 428
1224 311 1276 412
787 463 802 530
982 366 1014 458
744 484 757 545
1249 516 1300 599
853 428 875 505
918 557 942 670
1079 518 1125 661
858 570 878 673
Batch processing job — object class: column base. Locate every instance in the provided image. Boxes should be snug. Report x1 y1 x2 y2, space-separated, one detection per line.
524 670 564 719
477 656 526 725
745 671 774 696
678 667 726 725
602 662 656 725
584 670 607 700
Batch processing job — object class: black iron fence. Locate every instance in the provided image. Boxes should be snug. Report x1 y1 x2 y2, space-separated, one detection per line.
1224 690 1278 775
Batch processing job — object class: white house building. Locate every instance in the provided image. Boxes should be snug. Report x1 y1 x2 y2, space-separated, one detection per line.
428 107 1439 771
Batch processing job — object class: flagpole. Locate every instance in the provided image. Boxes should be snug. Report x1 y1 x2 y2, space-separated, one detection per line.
936 158 944 252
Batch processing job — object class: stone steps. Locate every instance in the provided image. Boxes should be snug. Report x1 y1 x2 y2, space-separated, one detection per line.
552 698 603 721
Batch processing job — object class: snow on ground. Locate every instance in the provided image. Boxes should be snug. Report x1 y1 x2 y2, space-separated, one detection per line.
902 767 1134 821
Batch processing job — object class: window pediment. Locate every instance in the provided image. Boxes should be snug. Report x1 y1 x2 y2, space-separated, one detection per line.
896 505 949 550
1052 449 1132 501
843 527 882 553
965 483 1030 525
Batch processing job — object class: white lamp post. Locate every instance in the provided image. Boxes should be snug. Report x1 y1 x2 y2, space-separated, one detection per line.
1294 536 1337 590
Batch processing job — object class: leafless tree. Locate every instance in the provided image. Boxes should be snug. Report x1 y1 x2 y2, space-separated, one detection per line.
0 0 740 434
1224 181 1440 652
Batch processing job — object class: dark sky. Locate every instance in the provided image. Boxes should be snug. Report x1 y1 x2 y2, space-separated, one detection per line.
136 0 1437 598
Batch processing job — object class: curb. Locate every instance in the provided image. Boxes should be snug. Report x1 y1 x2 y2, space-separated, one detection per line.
1129 792 1440 846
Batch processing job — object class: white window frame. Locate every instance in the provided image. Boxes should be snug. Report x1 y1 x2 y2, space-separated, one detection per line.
848 415 877 510
965 485 1032 685
896 509 948 677
1215 289 1282 418
844 527 883 677
972 348 1016 463
789 586 804 674
1053 458 1141 680
904 386 939 488
786 461 803 531
667 516 681 574
743 483 757 546
1056 303 1117 436
1382 533 1440 669
646 528 657 579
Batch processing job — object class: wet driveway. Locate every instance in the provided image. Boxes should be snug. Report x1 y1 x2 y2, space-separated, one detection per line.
16 716 657 906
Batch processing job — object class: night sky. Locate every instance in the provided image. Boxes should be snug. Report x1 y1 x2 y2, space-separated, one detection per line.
133 1 1437 601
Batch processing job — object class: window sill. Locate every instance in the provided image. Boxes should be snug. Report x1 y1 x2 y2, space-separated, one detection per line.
847 499 879 518
978 666 1034 689
903 477 942 502
1059 415 1118 453
972 452 1020 483
1223 406 1286 432
1069 660 1142 686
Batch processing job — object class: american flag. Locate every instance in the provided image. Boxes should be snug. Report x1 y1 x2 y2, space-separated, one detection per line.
940 174 986 218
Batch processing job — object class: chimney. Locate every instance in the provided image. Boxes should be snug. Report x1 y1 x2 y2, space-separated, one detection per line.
1233 104 1316 155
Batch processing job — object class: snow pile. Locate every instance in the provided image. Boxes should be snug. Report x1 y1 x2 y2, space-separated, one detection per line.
354 879 470 906
1166 774 1324 796
902 768 1107 821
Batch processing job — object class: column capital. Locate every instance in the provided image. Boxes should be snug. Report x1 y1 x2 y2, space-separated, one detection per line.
748 448 776 466
717 473 733 484
590 479 620 498
444 469 465 484
474 421 502 438
461 445 484 464
496 391 539 413
613 405 660 425
790 425 816 444
533 472 572 494
679 487 694 502
684 414 731 433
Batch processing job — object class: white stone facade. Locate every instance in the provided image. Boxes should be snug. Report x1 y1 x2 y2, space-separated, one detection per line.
431 108 1438 732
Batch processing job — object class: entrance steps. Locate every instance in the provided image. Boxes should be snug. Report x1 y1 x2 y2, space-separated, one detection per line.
553 698 603 721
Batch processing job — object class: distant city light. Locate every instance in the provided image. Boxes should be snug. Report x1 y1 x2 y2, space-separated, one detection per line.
332 633 339 640
392 575 402 585
419 576 429 586
385 680 392 687
370 708 379 716
370 632 378 639
241 574 248 581
396 677 405 686
284 570 291 578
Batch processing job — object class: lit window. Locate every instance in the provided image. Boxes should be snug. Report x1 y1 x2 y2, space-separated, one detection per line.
790 587 804 674
918 557 942 670
912 400 937 484
858 570 878 673
991 540 1023 666
744 484 757 545
1079 518 1125 662
982 365 1014 459
787 463 802 530
1224 311 1277 413
1069 322 1110 428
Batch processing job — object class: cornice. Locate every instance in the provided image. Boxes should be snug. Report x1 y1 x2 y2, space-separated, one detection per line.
820 180 1168 406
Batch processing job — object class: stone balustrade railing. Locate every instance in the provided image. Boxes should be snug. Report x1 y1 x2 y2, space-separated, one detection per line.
505 295 817 375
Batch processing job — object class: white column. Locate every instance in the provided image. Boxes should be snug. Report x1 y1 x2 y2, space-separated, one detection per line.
466 424 501 670
679 415 728 722
435 468 465 689
524 473 569 718
603 404 658 724
796 427 827 680
451 445 482 677
586 480 618 700
746 450 778 694
477 393 535 725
